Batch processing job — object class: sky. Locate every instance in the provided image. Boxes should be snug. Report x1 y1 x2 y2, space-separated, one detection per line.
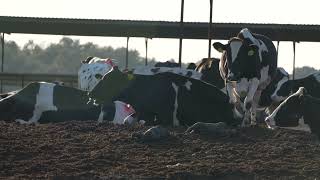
1 0 320 73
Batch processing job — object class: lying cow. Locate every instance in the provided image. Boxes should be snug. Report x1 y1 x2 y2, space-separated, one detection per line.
269 72 320 100
89 67 241 127
259 67 289 113
265 87 320 138
213 28 277 126
0 82 135 124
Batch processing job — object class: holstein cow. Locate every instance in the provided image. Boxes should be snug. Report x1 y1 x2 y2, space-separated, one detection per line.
0 82 135 124
259 67 289 113
213 28 277 126
265 87 320 138
78 57 203 93
88 67 241 127
268 72 320 100
78 56 117 91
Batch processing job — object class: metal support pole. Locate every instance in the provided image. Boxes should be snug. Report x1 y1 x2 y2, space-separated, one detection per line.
145 38 148 66
1 33 4 93
292 41 296 80
125 37 129 69
208 0 213 59
178 0 184 67
276 41 280 60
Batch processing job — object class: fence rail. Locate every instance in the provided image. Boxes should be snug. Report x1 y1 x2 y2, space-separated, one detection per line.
0 72 78 93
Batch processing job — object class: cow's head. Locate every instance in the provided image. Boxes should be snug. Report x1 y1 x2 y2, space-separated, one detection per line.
213 36 260 82
265 87 307 129
78 56 117 91
88 67 134 105
270 68 290 102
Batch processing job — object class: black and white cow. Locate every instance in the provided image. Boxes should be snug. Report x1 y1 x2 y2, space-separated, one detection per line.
88 67 240 127
213 28 277 126
258 68 289 112
0 82 135 124
265 87 320 138
269 72 320 101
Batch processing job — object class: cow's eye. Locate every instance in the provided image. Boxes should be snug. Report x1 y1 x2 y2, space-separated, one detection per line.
95 74 103 79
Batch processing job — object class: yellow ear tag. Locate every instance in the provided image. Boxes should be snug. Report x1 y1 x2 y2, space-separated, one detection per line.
248 50 254 56
127 74 134 81
218 48 224 52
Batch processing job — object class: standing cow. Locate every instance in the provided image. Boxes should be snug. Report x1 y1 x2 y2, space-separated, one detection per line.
213 28 277 126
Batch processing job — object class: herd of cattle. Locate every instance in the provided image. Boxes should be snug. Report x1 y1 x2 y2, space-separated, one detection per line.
1 28 320 138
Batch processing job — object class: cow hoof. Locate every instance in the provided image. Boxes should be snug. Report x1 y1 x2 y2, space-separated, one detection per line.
241 119 250 127
133 126 170 142
250 121 257 126
185 122 230 136
15 119 30 124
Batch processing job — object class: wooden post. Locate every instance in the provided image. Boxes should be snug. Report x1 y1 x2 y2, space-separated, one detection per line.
178 0 184 67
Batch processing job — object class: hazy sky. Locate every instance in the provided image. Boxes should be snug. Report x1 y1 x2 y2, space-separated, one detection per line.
1 0 320 73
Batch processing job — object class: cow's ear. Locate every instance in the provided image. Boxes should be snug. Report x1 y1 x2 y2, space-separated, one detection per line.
213 42 227 53
82 56 94 63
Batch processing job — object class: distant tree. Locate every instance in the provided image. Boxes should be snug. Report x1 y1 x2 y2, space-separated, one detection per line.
291 66 320 79
2 37 158 74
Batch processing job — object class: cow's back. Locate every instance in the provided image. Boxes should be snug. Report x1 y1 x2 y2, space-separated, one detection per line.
252 33 278 79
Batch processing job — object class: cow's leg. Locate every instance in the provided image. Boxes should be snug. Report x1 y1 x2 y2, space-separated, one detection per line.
16 107 42 124
250 89 262 126
226 82 237 104
251 78 272 125
16 83 57 124
243 78 259 127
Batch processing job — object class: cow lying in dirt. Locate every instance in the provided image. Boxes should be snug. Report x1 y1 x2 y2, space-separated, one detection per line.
265 87 320 138
0 82 135 125
88 66 241 127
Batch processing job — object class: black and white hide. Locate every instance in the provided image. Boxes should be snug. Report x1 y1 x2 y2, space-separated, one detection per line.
88 67 240 127
213 28 277 127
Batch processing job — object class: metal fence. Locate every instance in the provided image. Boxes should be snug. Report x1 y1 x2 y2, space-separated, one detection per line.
0 72 78 93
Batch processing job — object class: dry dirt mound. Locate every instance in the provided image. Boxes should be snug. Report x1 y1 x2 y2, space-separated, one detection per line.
0 121 320 180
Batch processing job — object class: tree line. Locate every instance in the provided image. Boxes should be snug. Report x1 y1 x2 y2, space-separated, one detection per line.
2 37 158 74
1 37 319 78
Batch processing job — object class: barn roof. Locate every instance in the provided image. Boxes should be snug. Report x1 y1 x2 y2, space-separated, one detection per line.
1 16 320 42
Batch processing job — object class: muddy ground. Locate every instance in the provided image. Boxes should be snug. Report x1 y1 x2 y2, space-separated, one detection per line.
0 120 320 180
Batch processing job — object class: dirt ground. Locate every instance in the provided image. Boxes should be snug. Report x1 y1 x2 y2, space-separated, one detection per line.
1 120 320 180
